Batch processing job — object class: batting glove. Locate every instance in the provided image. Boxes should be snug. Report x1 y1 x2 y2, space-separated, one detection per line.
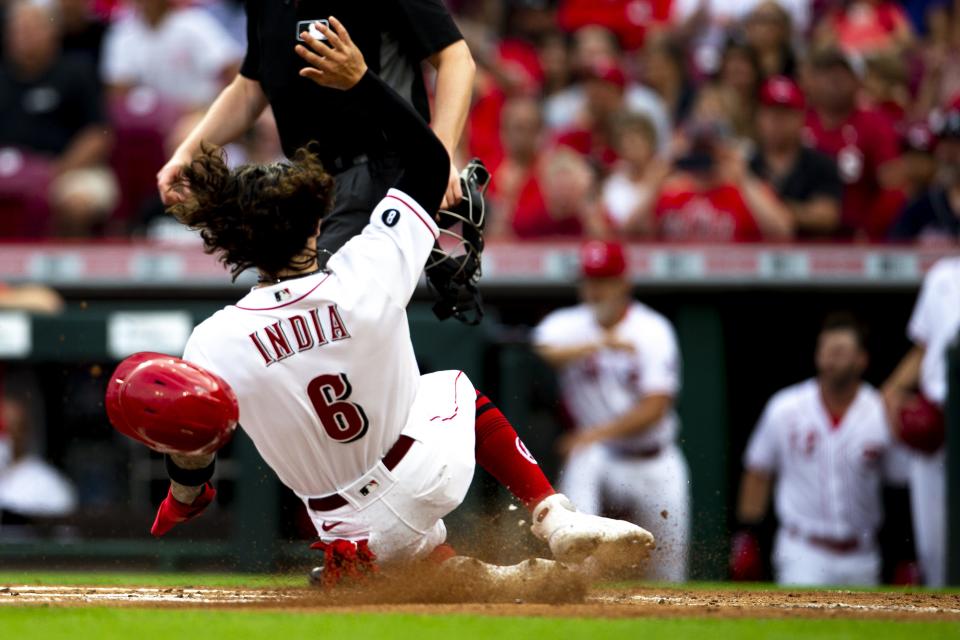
150 482 216 537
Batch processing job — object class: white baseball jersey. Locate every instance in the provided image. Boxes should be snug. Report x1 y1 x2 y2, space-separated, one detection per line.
183 189 438 499
744 379 892 541
908 257 960 407
533 302 681 450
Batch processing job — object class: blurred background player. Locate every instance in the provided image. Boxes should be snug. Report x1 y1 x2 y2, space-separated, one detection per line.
882 254 958 587
156 2 475 260
734 313 893 586
0 394 77 532
533 240 689 582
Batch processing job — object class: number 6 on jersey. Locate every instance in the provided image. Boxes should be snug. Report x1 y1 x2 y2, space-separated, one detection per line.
307 373 369 443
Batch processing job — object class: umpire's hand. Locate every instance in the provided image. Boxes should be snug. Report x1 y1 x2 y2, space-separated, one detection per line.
296 16 367 90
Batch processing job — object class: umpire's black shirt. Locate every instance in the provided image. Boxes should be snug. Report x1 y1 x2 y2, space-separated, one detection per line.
242 0 461 165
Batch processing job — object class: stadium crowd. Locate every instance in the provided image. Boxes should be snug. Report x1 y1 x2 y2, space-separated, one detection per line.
0 0 959 243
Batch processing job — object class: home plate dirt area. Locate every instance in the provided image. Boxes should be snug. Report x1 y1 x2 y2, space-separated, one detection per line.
1 583 958 622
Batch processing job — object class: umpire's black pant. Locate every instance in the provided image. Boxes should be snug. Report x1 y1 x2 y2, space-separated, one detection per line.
317 153 404 262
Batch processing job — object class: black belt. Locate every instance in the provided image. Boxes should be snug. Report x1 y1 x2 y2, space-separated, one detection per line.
307 435 414 512
610 445 662 460
787 527 865 554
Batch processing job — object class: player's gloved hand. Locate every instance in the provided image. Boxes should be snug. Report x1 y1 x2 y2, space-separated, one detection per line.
309 539 378 588
729 529 763 581
150 482 216 537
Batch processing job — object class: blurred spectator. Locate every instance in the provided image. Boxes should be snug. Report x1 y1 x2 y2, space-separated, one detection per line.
639 122 794 241
862 53 910 126
0 284 63 314
694 39 763 140
734 313 894 586
803 47 904 239
488 96 546 238
199 0 247 48
502 146 605 239
903 0 952 36
603 111 671 235
638 34 696 128
545 28 671 151
816 0 915 56
557 0 673 51
58 0 108 69
743 0 798 78
913 4 960 119
0 394 77 528
101 0 242 112
555 62 632 170
537 31 573 98
887 121 940 200
0 0 115 238
673 0 810 76
890 103 960 242
750 76 843 237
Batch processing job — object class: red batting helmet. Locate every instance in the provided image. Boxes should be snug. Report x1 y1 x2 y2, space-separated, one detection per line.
105 352 239 456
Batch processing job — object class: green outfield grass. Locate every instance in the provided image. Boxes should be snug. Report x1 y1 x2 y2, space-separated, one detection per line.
1 608 958 640
1 572 958 640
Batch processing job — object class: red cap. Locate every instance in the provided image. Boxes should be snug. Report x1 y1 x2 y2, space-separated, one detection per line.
759 76 805 110
585 62 627 89
106 352 239 456
580 240 627 278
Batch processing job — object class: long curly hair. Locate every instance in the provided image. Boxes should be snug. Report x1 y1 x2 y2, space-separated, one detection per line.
169 145 335 280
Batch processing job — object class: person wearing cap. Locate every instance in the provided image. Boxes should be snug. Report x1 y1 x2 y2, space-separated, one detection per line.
532 240 690 582
889 99 960 242
554 60 671 170
750 75 843 237
639 119 795 242
803 46 904 239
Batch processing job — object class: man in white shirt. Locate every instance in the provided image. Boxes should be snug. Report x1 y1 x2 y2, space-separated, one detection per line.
735 313 893 586
0 395 76 527
533 240 689 582
101 0 241 110
883 257 960 587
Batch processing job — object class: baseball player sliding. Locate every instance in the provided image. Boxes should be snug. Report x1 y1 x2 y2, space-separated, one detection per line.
733 314 894 586
105 20 653 586
882 256 957 587
532 241 690 582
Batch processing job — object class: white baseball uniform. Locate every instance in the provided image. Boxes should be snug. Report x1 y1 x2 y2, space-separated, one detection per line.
904 257 960 587
533 302 690 581
744 379 893 586
182 189 477 563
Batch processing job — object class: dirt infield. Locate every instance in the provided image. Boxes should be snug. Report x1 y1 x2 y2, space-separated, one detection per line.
1 583 958 621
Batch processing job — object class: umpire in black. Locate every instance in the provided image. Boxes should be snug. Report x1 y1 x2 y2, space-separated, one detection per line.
157 1 474 258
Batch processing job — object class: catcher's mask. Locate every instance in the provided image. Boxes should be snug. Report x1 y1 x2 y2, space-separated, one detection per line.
426 158 490 325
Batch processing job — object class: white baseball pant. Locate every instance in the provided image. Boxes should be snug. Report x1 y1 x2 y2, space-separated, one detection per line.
909 449 946 587
559 442 690 582
301 370 477 564
773 529 880 587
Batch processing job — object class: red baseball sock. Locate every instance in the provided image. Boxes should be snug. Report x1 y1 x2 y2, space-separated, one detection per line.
475 390 556 510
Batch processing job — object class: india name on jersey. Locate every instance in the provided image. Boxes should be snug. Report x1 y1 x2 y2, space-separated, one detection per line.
182 189 439 499
533 302 681 450
744 379 892 541
908 257 960 407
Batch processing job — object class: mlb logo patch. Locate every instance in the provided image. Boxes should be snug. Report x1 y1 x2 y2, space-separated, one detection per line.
274 288 292 303
359 479 380 497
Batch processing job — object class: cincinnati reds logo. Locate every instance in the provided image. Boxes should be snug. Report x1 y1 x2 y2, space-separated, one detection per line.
515 437 537 464
382 208 400 227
